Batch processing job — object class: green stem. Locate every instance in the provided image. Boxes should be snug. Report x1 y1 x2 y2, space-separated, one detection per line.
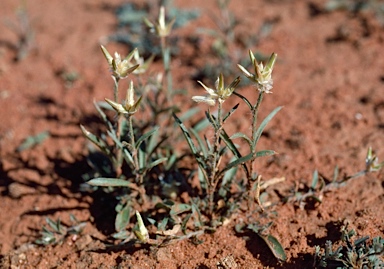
128 115 141 184
113 77 120 103
160 36 172 103
113 77 123 177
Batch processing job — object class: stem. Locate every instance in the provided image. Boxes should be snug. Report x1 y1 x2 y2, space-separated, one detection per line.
113 77 120 103
113 77 123 177
249 91 264 180
115 114 124 177
160 36 172 103
251 92 264 151
128 115 142 184
208 101 223 217
247 91 264 210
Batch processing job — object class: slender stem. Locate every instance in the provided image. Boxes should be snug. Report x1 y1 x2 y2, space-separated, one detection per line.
208 101 223 217
251 92 264 151
113 77 123 177
160 36 172 103
247 91 264 210
115 114 124 177
113 77 120 103
128 115 142 184
249 92 264 180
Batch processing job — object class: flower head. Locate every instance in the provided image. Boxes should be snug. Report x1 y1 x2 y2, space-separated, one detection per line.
105 81 142 115
100 45 139 79
238 51 277 93
366 147 384 172
144 6 175 38
192 73 240 106
129 50 155 75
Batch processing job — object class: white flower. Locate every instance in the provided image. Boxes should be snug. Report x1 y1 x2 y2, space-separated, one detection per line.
100 45 139 79
105 81 142 115
144 6 175 38
192 73 240 106
238 51 277 93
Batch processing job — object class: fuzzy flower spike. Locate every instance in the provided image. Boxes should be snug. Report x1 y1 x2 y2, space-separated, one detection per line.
238 50 277 93
192 73 240 106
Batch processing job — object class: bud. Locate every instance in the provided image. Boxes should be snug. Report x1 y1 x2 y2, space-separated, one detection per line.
134 211 149 243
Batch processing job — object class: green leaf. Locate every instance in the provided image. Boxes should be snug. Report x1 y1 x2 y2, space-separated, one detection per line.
46 217 61 233
258 233 287 261
112 230 130 240
220 153 254 175
173 113 197 154
87 177 134 188
170 203 191 216
311 170 319 190
146 157 168 170
158 217 169 231
107 130 134 168
165 153 177 171
17 131 50 152
233 91 253 110
254 106 282 147
204 134 212 152
147 217 156 225
122 148 135 168
81 125 111 156
223 103 239 123
173 113 207 172
155 201 174 211
218 146 228 157
333 165 339 182
220 129 249 176
181 213 192 232
69 214 78 224
190 127 208 158
115 203 131 232
138 146 146 170
230 132 252 146
135 126 159 149
222 159 238 187
235 223 247 233
197 167 208 191
94 101 114 131
42 226 52 234
191 202 203 228
205 111 218 129
146 129 166 158
254 150 276 158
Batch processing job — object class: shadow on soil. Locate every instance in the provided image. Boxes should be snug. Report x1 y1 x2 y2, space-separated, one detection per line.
52 153 119 236
239 230 314 268
306 221 344 248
